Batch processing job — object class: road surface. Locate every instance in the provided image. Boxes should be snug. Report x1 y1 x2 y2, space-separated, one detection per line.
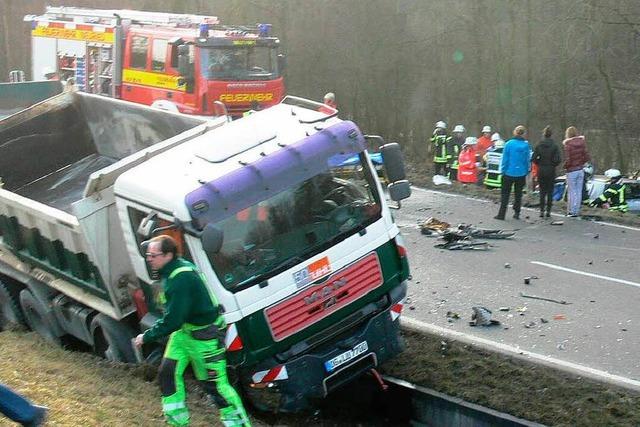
398 186 640 384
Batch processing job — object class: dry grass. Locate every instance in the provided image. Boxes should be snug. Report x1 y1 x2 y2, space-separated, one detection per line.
0 329 258 426
383 329 640 427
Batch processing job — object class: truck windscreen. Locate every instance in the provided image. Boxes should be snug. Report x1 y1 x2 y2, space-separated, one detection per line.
204 156 381 291
200 46 278 80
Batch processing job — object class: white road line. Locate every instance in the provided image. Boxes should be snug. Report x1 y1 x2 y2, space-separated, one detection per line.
411 185 640 232
401 316 640 392
531 261 640 288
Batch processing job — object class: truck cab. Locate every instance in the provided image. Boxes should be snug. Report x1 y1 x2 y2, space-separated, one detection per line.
114 97 410 410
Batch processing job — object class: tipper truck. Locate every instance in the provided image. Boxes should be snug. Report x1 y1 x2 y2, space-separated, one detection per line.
0 92 411 411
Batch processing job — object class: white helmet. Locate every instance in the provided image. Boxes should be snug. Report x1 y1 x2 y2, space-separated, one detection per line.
494 139 505 149
435 120 447 130
464 137 477 146
323 92 335 102
453 124 465 133
604 168 622 180
482 125 492 133
490 132 501 142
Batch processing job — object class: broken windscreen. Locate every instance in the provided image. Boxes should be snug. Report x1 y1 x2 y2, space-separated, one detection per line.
203 157 381 291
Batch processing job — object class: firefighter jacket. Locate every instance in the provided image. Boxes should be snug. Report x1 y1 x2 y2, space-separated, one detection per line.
431 129 450 163
476 135 493 159
484 147 504 188
457 146 478 183
591 181 628 212
447 136 464 170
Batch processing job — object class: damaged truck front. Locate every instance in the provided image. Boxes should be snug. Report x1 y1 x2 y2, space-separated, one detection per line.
0 94 411 411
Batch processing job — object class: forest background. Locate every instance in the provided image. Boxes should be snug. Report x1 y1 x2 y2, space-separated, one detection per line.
2 0 639 174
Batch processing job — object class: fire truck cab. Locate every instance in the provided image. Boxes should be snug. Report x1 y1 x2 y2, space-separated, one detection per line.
25 6 286 117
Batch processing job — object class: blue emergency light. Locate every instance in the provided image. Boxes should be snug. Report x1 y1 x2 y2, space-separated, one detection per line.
258 23 271 37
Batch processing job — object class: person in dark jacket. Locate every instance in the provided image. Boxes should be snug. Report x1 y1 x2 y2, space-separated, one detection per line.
494 125 531 220
532 126 561 217
563 126 590 217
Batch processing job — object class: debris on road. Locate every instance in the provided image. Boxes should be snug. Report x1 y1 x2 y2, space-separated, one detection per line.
516 307 528 315
504 263 511 268
550 220 564 226
456 224 517 239
540 318 549 323
553 314 567 320
524 321 537 328
498 307 510 311
469 306 501 326
523 275 539 284
419 217 450 234
434 240 490 250
520 292 570 305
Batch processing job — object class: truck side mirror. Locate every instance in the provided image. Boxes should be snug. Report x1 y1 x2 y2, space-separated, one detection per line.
137 212 158 239
277 53 286 73
201 224 224 254
380 142 406 182
388 180 411 202
177 45 194 80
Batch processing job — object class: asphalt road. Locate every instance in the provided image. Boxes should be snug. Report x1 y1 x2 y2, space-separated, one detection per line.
397 186 640 381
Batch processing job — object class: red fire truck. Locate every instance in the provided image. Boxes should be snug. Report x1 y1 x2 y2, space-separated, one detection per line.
24 6 286 116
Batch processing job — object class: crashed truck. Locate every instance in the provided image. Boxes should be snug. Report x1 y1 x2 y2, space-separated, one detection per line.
0 91 411 411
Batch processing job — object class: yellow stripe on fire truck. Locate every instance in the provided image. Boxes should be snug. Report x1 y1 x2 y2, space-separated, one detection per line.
32 25 114 43
122 69 186 91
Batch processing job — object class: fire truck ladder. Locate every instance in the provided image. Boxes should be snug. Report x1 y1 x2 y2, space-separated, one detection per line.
42 6 219 27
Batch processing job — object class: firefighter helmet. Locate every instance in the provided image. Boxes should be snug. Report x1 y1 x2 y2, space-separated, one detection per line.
490 132 501 142
435 120 447 130
482 125 492 133
464 137 477 146
604 168 622 180
494 138 505 149
453 124 465 133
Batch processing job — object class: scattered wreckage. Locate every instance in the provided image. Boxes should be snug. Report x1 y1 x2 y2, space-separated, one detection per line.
419 217 516 250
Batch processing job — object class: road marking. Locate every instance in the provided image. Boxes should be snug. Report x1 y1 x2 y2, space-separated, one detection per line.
411 185 640 232
531 261 640 288
402 316 640 392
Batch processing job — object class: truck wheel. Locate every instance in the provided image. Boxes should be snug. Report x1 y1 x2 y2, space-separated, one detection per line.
0 281 25 330
91 314 137 363
19 289 60 345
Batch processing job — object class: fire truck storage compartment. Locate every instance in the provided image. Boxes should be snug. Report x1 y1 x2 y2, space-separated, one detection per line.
0 91 203 213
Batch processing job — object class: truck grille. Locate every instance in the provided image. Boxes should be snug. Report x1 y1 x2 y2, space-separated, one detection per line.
265 253 383 341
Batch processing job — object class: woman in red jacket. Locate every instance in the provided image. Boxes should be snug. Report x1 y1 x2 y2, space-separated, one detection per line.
458 137 478 184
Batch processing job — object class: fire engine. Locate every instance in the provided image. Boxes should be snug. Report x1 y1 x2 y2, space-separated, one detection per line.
24 6 286 116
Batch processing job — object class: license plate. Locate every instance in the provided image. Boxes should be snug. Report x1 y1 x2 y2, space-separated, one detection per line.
324 341 368 373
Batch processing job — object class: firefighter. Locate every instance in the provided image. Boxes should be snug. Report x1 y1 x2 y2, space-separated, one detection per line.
319 92 337 114
476 125 493 159
457 137 478 184
134 235 250 427
589 169 628 213
483 133 504 188
431 121 450 176
448 124 465 181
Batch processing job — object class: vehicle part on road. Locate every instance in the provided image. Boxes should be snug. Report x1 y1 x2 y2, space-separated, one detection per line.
457 224 516 239
469 306 500 326
435 240 490 250
420 217 450 233
520 292 570 305
550 220 564 225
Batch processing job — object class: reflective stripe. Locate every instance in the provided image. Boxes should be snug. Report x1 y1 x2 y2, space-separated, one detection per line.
168 264 221 307
163 402 186 411
169 266 197 280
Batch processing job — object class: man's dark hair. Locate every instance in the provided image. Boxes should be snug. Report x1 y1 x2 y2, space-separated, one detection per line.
543 126 552 138
150 235 179 258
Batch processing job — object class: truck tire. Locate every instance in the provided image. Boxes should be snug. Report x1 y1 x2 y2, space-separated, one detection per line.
19 289 60 345
0 280 25 330
91 314 137 363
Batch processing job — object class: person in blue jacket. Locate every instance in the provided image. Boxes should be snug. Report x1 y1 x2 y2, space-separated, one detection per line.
494 125 531 220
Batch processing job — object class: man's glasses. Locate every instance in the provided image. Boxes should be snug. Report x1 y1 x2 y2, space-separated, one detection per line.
146 252 163 258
